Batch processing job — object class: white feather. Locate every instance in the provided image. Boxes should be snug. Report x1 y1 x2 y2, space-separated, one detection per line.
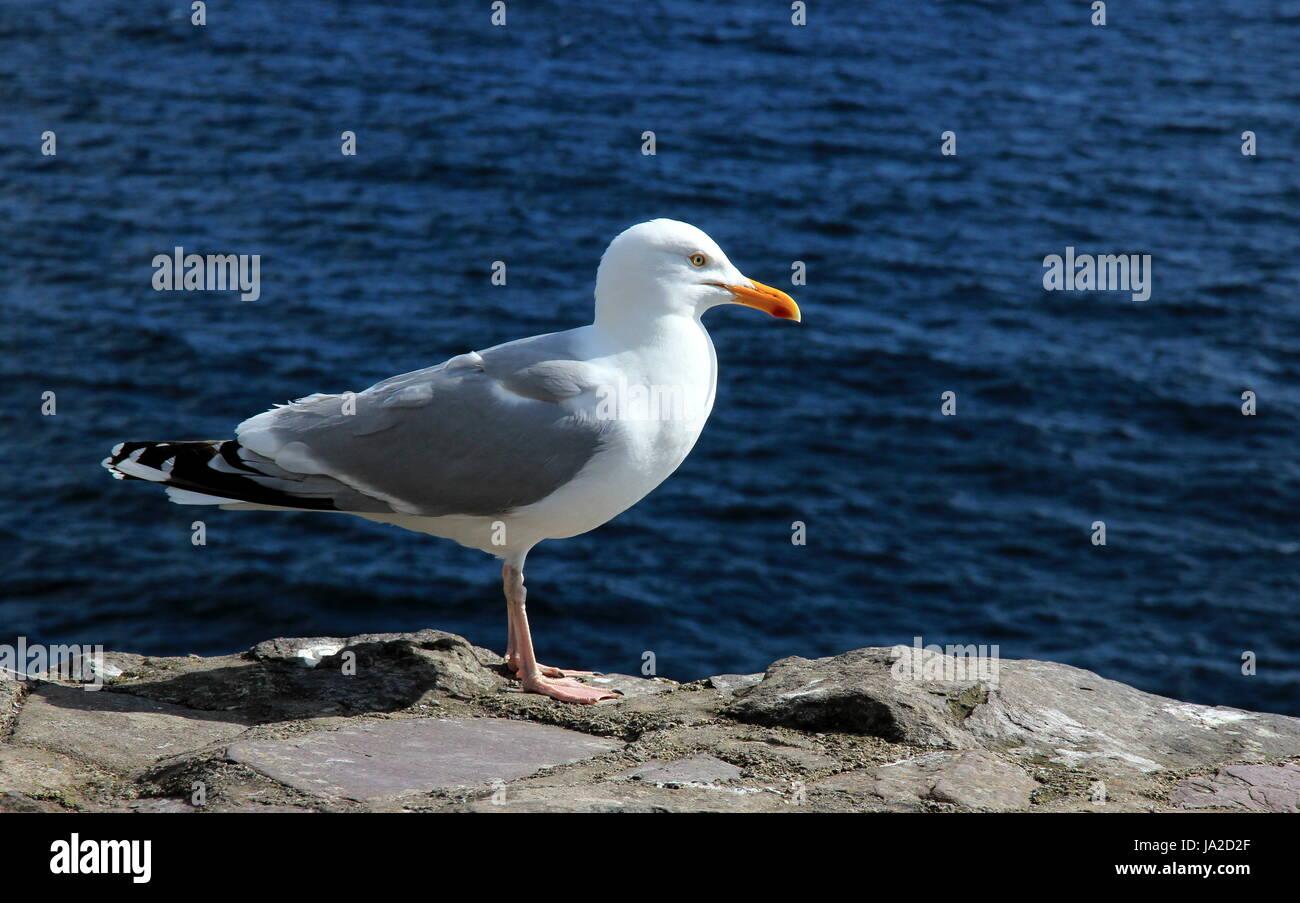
165 487 239 505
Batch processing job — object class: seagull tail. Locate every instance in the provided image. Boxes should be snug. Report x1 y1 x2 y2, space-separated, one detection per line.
101 439 335 510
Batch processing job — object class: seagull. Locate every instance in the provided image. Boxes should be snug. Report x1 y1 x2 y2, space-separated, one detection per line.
103 219 800 704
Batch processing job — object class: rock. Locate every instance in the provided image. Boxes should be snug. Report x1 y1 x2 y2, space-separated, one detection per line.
462 781 791 813
575 673 677 699
113 630 507 720
925 753 1038 810
713 738 838 773
12 682 250 775
249 637 349 665
0 745 91 797
487 675 724 738
227 716 621 803
726 645 1300 775
1 677 23 733
63 650 147 684
0 793 68 812
315 630 508 701
7 629 1296 813
963 660 1300 775
723 646 985 746
1170 764 1300 812
815 751 1037 811
129 798 196 813
708 674 764 694
614 754 743 785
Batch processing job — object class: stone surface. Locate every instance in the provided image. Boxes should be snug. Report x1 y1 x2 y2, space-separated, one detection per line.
615 754 743 785
963 660 1300 775
12 682 250 774
227 716 621 802
462 781 791 813
923 753 1037 810
129 798 196 813
63 650 148 684
113 629 508 720
713 738 838 773
1170 764 1300 812
250 637 349 667
1 678 22 734
5 630 1297 813
724 646 990 746
0 745 90 796
816 751 1037 811
0 793 68 812
578 673 677 699
727 645 1300 774
708 674 764 694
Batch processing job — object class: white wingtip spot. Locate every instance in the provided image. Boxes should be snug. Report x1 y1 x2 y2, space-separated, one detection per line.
166 487 240 505
114 459 168 482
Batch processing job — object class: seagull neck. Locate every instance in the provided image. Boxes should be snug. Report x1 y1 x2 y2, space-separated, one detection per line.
592 303 700 350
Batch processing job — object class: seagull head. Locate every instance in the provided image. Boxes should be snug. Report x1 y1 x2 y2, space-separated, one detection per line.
594 219 801 328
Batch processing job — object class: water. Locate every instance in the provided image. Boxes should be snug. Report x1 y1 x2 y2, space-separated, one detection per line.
2 0 1297 715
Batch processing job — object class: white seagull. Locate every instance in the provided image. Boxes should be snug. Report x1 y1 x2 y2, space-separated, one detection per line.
104 219 801 704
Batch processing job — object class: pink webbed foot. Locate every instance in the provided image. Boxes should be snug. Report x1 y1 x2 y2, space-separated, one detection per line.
539 664 600 679
505 653 599 680
520 673 621 705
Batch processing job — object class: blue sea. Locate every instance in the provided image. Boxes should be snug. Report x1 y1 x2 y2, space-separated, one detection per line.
2 1 1298 716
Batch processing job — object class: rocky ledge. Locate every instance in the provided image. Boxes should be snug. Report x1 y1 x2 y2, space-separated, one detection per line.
1 630 1297 813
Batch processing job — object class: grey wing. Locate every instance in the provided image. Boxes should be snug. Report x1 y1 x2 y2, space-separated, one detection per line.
234 330 613 517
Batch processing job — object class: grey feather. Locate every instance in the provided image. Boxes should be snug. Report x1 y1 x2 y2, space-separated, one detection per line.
236 330 613 517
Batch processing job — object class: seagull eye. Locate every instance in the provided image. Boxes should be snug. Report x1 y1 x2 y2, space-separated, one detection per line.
689 253 708 267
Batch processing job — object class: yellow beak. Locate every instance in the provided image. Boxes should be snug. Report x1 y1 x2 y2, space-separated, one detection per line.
711 279 801 322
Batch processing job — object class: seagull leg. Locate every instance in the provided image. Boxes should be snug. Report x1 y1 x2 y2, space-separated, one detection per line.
501 562 601 679
503 562 516 667
502 564 619 704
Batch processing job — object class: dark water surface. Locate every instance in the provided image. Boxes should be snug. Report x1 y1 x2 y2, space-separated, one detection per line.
2 1 1298 714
